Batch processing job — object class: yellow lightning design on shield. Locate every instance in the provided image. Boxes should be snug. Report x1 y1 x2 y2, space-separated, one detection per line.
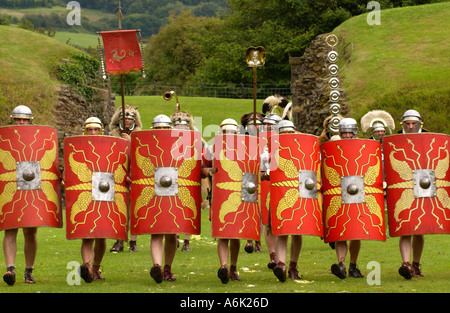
132 134 200 230
66 141 128 234
323 144 384 238
0 130 60 224
387 139 450 231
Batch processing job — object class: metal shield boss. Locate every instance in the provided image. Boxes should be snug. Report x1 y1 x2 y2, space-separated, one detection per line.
321 139 385 242
383 133 450 236
259 130 276 226
211 134 261 240
64 136 130 240
130 129 202 235
0 126 62 230
270 133 322 236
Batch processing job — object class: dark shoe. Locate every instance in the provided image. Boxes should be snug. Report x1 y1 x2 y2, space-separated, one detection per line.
331 262 347 279
229 265 241 281
3 266 16 286
267 252 277 270
80 263 94 283
181 240 191 252
217 266 229 284
399 262 412 280
163 265 176 282
150 264 163 284
24 267 36 284
288 262 301 280
110 240 124 252
348 263 364 278
412 261 424 277
129 240 139 252
244 241 254 253
273 262 286 282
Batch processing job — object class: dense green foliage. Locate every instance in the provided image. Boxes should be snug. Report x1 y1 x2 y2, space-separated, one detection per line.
56 53 104 101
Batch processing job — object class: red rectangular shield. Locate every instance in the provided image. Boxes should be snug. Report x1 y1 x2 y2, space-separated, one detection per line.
64 136 130 240
211 134 261 240
383 133 450 236
130 129 202 235
321 139 386 242
0 126 62 230
270 133 322 236
100 30 143 75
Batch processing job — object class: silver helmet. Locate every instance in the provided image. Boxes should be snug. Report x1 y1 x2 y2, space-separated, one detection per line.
277 120 296 133
152 114 172 129
84 117 104 135
263 113 282 126
11 105 33 121
220 118 238 133
339 118 358 137
401 109 423 133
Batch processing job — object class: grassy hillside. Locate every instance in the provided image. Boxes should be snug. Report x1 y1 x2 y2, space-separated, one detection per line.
0 25 82 125
333 2 450 134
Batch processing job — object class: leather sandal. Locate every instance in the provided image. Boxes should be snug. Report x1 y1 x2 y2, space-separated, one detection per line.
3 266 16 286
150 264 163 284
398 262 412 280
24 267 36 284
273 262 287 282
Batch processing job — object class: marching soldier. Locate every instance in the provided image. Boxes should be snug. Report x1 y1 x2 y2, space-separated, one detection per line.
79 117 107 282
240 112 264 253
109 105 143 253
360 110 395 143
259 113 282 270
397 110 427 279
271 120 304 282
170 110 196 252
147 114 179 283
329 118 365 279
3 106 38 285
213 118 243 283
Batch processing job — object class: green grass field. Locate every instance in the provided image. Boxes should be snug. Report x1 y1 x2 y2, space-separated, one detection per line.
0 208 448 294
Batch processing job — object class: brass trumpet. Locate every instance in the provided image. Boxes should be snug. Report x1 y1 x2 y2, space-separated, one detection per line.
163 90 180 112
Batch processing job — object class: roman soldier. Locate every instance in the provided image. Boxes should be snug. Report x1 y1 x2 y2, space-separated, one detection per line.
210 118 261 284
2 105 62 285
321 118 386 279
383 109 441 280
65 117 130 283
360 110 395 142
240 112 264 253
109 105 142 253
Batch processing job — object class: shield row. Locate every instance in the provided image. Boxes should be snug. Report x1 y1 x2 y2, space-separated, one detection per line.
0 126 449 242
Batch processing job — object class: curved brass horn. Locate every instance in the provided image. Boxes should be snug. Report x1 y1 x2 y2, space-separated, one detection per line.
163 90 180 112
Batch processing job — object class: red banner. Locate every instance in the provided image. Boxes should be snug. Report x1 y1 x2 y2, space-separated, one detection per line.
100 30 143 75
